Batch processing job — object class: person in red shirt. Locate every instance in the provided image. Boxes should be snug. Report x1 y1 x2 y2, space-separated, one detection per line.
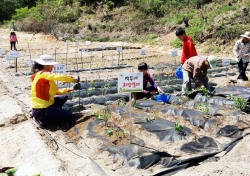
176 28 197 65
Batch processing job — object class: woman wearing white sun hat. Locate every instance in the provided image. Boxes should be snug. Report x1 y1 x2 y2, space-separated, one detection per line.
233 31 250 82
31 55 80 129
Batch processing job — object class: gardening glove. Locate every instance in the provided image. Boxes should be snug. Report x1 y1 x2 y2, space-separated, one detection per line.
72 83 81 90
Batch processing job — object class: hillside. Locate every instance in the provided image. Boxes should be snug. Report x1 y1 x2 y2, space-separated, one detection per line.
1 0 250 54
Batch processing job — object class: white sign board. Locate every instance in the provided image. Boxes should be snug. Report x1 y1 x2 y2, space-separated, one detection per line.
29 60 34 68
118 72 143 93
5 54 12 60
222 59 231 66
140 50 147 55
0 49 4 55
66 40 70 43
116 47 123 52
10 50 20 58
170 50 178 57
85 41 91 45
100 44 106 49
53 64 66 74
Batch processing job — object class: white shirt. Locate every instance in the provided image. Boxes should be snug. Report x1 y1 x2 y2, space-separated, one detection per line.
233 39 250 63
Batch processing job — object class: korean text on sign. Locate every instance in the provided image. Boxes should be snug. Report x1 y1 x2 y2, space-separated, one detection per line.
118 73 143 93
53 64 66 74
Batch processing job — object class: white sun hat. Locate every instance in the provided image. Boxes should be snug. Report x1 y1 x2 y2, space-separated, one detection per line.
34 55 58 65
240 31 250 39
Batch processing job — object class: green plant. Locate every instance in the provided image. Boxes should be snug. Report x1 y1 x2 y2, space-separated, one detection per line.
229 96 249 112
171 39 182 48
106 128 114 137
147 33 157 44
196 102 210 114
146 113 155 122
132 100 138 110
175 121 183 132
89 80 96 88
92 106 111 126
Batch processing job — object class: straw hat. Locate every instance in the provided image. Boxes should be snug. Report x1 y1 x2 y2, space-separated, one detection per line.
240 31 250 39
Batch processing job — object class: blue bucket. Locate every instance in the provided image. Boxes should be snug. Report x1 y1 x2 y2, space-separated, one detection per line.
156 94 171 103
176 66 183 79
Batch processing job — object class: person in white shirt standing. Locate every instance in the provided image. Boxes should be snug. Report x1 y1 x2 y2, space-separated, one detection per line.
233 31 250 82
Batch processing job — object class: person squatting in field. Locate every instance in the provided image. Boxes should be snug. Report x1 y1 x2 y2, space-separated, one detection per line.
181 55 217 94
31 55 81 128
132 62 164 100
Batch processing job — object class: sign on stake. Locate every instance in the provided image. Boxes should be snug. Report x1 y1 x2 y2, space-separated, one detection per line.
222 59 231 77
10 51 20 73
118 72 143 144
53 64 67 74
0 49 4 55
170 50 178 65
140 49 147 62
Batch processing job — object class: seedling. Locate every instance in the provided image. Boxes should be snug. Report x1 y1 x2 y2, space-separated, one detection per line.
132 100 138 110
196 102 211 114
229 95 249 112
175 121 183 132
117 99 126 106
92 106 111 126
106 128 114 137
89 80 96 89
146 113 155 122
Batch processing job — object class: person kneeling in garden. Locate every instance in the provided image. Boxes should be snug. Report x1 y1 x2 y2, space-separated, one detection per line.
133 62 164 100
31 55 80 129
181 55 217 94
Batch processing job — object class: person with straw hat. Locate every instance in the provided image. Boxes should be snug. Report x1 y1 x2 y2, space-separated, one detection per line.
31 55 80 129
233 31 250 82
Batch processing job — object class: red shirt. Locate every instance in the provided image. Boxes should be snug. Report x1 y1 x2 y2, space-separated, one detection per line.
181 36 197 64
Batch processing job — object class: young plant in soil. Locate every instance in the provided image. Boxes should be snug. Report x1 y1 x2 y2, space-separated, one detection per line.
229 95 249 112
106 128 114 137
175 121 183 132
89 80 96 89
196 102 211 115
146 113 156 122
92 106 111 126
132 100 138 110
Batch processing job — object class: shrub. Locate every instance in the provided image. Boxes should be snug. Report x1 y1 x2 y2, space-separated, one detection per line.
171 39 182 48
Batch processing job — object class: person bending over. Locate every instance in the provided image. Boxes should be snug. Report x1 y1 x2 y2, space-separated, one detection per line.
31 55 80 128
133 62 164 100
181 56 217 94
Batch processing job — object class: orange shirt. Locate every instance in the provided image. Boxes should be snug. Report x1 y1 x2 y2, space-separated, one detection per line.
31 71 74 109
181 36 197 64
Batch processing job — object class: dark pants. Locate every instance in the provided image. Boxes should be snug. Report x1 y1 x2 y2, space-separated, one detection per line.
10 42 16 50
135 86 158 100
237 59 249 81
32 95 75 128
